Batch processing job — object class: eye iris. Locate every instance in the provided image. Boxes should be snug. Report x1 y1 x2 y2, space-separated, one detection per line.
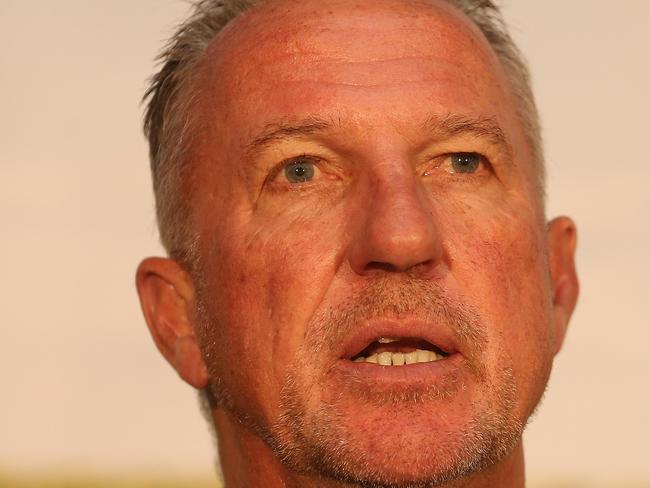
451 153 480 173
285 160 315 183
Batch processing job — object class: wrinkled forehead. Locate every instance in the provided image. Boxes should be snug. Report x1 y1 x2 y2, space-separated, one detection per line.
213 0 493 57
202 0 508 101
187 0 531 171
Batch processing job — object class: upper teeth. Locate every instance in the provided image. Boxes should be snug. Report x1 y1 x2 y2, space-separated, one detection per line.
377 337 399 344
353 349 442 366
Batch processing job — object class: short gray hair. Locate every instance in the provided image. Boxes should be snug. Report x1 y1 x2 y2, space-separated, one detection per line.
143 0 543 259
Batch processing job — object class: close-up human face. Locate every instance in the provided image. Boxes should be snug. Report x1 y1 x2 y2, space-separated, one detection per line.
183 0 569 484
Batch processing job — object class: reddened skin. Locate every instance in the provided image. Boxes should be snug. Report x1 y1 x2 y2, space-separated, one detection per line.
136 257 209 388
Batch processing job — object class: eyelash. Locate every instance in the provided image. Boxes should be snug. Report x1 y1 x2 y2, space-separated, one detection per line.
265 151 490 191
424 152 491 176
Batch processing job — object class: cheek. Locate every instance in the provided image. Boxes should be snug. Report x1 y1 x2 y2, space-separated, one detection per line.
196 206 345 414
444 200 554 407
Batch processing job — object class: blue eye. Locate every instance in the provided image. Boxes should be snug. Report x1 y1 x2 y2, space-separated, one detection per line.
450 152 481 173
284 158 316 183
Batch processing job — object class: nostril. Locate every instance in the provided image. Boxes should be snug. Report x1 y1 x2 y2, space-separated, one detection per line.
410 258 437 273
364 259 436 274
365 261 400 272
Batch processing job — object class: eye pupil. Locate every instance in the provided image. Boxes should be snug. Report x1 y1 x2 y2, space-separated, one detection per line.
451 152 480 173
285 159 315 183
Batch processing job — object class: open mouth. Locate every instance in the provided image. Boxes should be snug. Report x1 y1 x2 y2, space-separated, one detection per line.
350 337 449 366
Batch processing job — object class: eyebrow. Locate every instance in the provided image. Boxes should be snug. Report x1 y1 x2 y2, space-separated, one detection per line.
243 116 333 158
421 113 513 156
242 113 512 159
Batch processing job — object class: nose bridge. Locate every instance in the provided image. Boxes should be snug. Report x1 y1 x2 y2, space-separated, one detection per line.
372 163 429 232
347 158 444 275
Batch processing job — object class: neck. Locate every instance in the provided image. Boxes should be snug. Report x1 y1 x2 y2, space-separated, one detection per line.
213 409 526 488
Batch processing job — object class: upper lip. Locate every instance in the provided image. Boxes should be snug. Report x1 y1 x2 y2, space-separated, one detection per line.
339 318 460 360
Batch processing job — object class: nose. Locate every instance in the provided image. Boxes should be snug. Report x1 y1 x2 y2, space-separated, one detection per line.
347 167 444 277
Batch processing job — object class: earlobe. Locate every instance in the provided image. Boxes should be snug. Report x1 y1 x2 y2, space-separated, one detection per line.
135 257 209 388
547 217 580 354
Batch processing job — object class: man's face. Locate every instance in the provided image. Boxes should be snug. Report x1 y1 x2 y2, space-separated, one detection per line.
185 0 564 484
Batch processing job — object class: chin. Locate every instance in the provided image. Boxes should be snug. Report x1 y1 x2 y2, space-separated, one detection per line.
268 373 524 486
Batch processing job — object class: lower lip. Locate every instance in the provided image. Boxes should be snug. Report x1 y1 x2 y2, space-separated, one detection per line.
332 353 464 384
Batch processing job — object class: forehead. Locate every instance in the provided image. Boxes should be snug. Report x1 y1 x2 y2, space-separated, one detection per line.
198 0 520 149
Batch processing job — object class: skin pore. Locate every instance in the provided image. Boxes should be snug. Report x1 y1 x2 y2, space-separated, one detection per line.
135 0 579 487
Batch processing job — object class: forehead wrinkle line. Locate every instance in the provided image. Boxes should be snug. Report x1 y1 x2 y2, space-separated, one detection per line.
288 55 457 66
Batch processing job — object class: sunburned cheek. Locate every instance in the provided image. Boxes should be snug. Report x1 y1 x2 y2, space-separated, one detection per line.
479 227 543 300
441 195 545 295
443 199 553 352
216 210 343 375
439 222 549 419
469 216 554 396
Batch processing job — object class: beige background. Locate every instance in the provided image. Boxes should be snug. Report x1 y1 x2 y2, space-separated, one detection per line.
1 0 649 485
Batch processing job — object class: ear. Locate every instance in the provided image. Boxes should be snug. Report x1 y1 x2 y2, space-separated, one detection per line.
135 257 209 388
547 216 579 354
